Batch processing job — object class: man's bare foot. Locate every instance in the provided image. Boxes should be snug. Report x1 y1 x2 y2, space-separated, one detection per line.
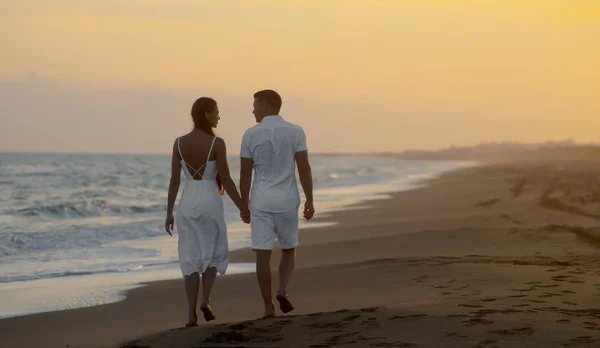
276 293 294 314
200 303 216 322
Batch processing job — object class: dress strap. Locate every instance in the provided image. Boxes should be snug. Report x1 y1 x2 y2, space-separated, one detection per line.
206 137 217 163
177 137 184 161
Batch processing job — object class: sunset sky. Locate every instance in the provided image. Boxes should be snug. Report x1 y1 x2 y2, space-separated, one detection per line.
1 0 599 154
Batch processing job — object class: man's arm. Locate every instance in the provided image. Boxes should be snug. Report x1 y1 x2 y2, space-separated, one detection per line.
295 150 314 220
239 130 253 211
240 157 253 208
214 138 248 224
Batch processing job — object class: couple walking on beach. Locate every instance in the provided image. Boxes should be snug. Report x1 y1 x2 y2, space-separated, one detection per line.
164 90 315 327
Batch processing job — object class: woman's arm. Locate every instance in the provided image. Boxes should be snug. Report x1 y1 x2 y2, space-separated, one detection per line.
214 137 250 222
165 139 181 235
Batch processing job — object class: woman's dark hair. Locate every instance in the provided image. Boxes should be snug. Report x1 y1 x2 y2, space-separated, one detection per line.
191 97 217 133
190 97 223 195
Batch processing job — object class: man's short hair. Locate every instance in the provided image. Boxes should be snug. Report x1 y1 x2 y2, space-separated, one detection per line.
254 90 282 111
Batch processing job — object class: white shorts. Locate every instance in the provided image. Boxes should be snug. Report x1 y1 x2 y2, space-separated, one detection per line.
251 206 299 250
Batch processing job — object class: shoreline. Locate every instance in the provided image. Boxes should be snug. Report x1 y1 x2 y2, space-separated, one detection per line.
0 165 474 347
0 161 473 320
4 160 600 347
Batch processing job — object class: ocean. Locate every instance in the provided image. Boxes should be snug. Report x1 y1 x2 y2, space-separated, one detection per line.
0 152 473 318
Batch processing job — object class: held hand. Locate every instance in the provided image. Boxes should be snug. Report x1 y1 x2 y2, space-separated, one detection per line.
240 207 251 224
303 201 315 220
165 214 174 236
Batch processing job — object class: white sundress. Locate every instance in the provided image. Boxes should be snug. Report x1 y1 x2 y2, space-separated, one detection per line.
176 137 228 276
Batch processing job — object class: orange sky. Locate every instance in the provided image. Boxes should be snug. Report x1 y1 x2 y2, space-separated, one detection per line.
1 0 598 153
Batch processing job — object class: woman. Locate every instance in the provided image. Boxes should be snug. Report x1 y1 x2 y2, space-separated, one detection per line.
165 97 250 327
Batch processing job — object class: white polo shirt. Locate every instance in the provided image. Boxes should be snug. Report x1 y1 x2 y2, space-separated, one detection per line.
240 115 308 213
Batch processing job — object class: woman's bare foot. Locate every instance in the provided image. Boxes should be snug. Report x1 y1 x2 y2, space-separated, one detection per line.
185 313 198 327
200 303 216 322
262 302 276 318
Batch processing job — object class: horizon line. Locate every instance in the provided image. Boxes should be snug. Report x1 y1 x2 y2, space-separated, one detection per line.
0 150 389 156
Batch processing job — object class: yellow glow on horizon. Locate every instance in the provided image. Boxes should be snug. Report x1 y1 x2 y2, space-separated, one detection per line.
1 0 599 153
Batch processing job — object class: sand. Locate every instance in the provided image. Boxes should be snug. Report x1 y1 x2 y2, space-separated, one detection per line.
2 159 600 347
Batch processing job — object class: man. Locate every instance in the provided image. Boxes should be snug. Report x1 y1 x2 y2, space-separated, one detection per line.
240 89 314 318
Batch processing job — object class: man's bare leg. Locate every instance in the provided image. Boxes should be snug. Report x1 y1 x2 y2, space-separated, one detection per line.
256 250 275 317
278 248 296 296
276 248 296 313
184 272 200 326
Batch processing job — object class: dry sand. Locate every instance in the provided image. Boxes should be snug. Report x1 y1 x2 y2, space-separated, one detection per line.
2 160 600 348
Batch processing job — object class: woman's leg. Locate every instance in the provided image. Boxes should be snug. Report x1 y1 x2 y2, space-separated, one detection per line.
200 267 217 321
184 272 200 325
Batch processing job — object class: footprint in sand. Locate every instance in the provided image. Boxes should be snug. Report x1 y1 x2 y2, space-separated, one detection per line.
436 256 462 260
459 304 484 308
343 314 361 321
525 299 546 303
536 306 561 311
476 198 500 207
304 321 348 329
475 339 498 347
480 298 498 303
474 309 523 315
582 321 600 331
333 309 351 314
510 288 535 292
489 326 534 336
552 275 574 281
536 284 561 288
556 319 571 323
319 331 362 346
562 336 596 347
507 294 528 298
204 331 251 344
361 318 380 330
251 326 280 334
539 292 563 298
388 314 427 320
307 312 326 318
463 318 494 326
369 341 414 347
447 314 470 319
562 301 578 306
228 321 253 330
444 332 468 339
413 275 428 283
